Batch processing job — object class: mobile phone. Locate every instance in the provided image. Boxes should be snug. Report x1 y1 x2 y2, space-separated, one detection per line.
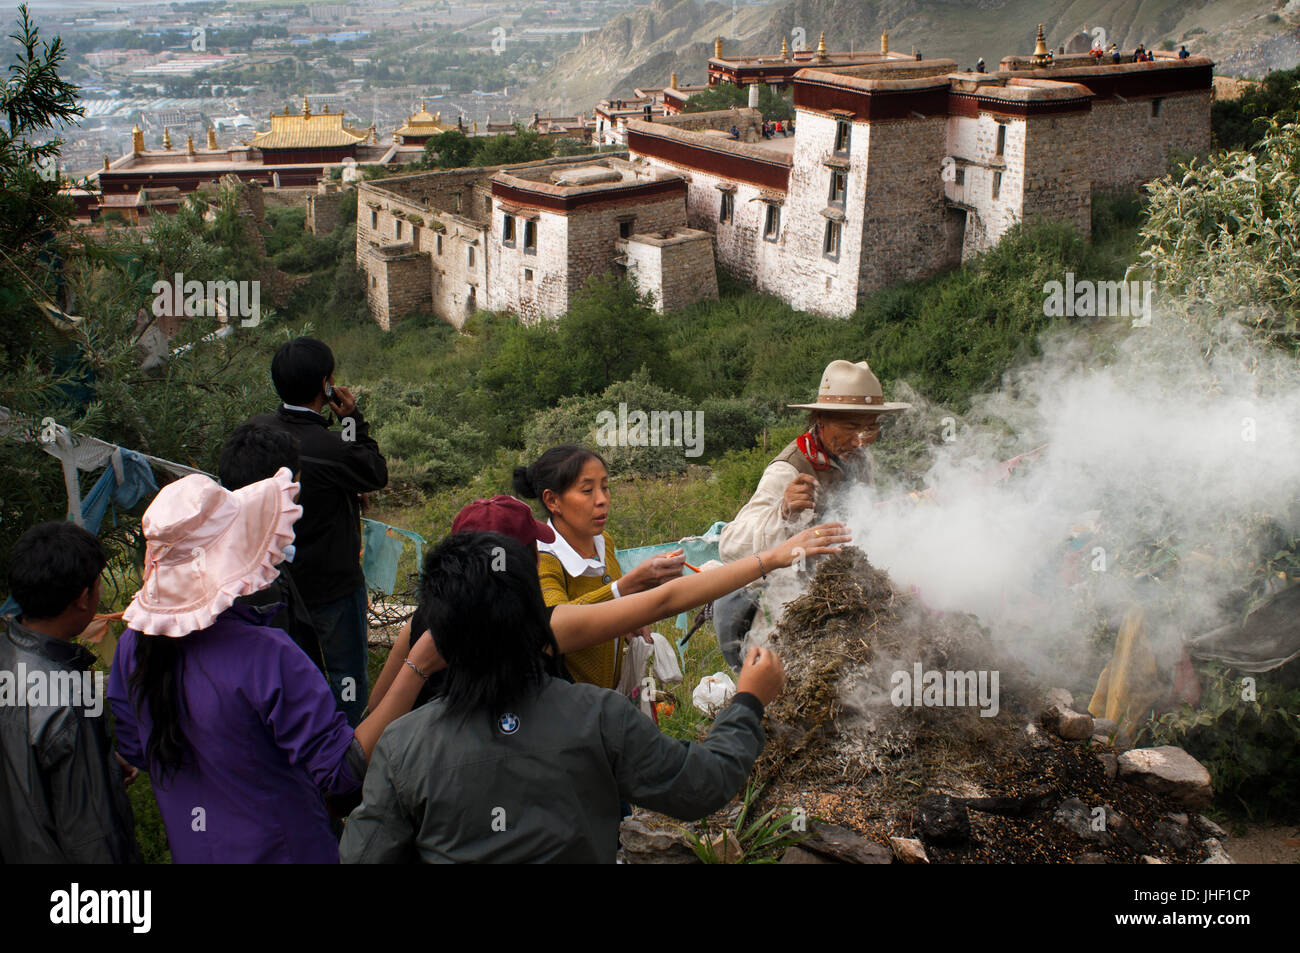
324 382 336 403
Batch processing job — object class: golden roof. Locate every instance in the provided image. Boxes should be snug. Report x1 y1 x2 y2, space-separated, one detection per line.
251 101 368 150
394 100 456 138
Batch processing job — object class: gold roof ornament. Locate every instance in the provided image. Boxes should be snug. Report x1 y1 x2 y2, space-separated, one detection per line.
251 103 368 150
302 96 312 118
103 155 110 170
780 37 789 60
714 36 722 59
186 134 195 155
881 29 889 54
670 71 678 88
394 100 456 139
1032 23 1053 65
816 31 827 60
207 127 218 150
131 125 145 154
162 127 172 150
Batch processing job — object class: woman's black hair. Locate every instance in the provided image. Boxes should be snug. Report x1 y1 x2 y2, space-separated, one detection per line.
512 444 607 517
415 531 560 720
129 635 190 782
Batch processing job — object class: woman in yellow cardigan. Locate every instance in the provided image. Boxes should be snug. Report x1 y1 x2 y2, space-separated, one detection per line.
513 445 685 688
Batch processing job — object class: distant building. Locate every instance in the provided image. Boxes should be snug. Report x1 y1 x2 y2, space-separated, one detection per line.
392 102 458 146
355 154 719 328
94 99 422 223
623 26 1213 317
707 31 912 90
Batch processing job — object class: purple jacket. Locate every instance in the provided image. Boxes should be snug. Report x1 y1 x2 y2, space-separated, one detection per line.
108 603 362 863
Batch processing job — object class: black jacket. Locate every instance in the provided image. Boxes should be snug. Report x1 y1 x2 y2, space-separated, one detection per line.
234 570 326 673
0 616 140 863
247 406 388 605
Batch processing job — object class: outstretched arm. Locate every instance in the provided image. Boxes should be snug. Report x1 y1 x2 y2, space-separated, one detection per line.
549 523 849 654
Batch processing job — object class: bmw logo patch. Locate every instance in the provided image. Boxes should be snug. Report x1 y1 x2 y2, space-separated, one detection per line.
498 712 520 735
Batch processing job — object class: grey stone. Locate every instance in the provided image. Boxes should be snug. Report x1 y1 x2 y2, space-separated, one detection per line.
780 845 837 864
1140 855 1165 864
1201 838 1235 864
1054 797 1114 847
1167 813 1189 826
619 818 699 864
1075 852 1110 863
1097 752 1119 780
889 836 929 864
1197 815 1228 839
1093 717 1118 736
1042 704 1095 741
800 821 893 864
1118 746 1214 809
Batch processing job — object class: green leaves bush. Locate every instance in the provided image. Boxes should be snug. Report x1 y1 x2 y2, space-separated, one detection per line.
1142 664 1300 817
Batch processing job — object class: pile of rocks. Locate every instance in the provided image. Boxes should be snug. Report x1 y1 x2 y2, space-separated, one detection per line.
1035 688 1231 864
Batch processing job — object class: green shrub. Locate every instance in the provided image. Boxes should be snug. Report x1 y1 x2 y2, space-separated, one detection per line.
1142 664 1300 818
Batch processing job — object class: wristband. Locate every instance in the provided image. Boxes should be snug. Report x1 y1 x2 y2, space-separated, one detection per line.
755 554 768 579
404 658 430 681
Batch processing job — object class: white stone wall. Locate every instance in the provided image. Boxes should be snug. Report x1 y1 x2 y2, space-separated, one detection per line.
634 153 787 293
945 113 1027 260
487 206 570 322
622 229 719 311
355 186 486 329
778 109 868 316
486 192 687 321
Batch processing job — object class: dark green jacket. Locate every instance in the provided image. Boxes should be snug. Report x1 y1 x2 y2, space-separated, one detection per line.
340 677 764 863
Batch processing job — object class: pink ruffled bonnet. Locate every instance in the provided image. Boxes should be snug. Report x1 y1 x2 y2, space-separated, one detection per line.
123 468 302 637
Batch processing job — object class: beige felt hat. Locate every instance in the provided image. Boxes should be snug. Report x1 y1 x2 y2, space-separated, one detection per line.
788 359 911 413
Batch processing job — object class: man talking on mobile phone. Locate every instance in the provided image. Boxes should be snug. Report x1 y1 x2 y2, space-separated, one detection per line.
248 337 388 726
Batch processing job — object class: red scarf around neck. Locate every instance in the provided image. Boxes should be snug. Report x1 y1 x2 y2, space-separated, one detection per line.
796 428 832 471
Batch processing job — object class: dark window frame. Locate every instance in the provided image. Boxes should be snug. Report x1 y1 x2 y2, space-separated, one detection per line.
763 203 781 241
828 168 847 206
823 219 841 260
833 117 851 154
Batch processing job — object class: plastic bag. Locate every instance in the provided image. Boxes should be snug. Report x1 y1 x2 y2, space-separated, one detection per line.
692 671 737 715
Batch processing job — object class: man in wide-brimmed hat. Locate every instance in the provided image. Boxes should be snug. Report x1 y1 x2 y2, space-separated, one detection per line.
714 359 908 668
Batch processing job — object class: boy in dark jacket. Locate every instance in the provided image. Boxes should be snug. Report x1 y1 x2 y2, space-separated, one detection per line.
247 337 387 726
0 522 140 863
219 422 327 674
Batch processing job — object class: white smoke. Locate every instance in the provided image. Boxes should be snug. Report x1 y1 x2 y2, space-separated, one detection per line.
831 314 1300 680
